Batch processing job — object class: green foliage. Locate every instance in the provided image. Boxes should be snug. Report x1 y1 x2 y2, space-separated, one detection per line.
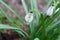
0 0 60 40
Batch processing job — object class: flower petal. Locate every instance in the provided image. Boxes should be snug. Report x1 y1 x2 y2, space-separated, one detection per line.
25 13 33 23
46 6 54 16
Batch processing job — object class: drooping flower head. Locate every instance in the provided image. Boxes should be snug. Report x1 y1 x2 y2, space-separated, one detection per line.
25 13 33 23
46 6 54 16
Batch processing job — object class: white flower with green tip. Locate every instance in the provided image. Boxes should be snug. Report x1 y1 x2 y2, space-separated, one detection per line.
46 6 54 16
25 13 33 23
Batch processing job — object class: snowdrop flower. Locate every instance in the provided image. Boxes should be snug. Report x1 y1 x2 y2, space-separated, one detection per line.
34 38 40 40
25 13 33 23
46 6 54 16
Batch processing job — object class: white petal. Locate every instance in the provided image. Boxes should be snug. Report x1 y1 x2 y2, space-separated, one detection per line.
25 13 33 23
34 38 40 40
46 6 54 16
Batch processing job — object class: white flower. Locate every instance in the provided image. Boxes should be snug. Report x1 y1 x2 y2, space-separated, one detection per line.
46 6 54 16
34 38 40 40
25 13 33 23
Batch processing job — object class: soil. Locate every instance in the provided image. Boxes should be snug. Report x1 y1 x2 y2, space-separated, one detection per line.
0 30 24 40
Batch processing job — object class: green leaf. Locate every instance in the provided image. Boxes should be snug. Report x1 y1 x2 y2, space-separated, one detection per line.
43 0 53 13
0 24 29 38
33 0 38 9
33 0 40 26
21 0 28 14
0 24 19 30
46 20 60 33
35 13 39 26
30 20 34 34
45 9 60 28
57 35 60 40
29 0 34 36
47 25 60 40
30 0 34 9
0 1 25 25
0 7 13 24
15 30 26 37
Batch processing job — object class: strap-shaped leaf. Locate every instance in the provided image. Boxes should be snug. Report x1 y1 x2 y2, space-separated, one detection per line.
30 0 34 33
21 0 28 14
45 9 60 28
0 7 13 24
46 20 60 33
43 0 53 13
0 24 29 38
0 1 25 25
